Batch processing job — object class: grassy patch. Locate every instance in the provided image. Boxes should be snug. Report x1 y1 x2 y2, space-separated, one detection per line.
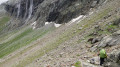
0 27 33 58
0 26 55 58
74 61 82 67
0 16 10 32
0 16 10 26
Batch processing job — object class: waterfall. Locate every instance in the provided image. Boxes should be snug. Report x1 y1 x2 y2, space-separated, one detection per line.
26 0 33 22
24 0 28 20
17 2 21 18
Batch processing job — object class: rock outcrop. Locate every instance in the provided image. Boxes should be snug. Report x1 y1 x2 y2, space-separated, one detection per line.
104 49 120 67
98 30 120 47
4 0 104 29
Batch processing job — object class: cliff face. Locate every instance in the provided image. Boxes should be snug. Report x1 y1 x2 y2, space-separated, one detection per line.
5 0 104 28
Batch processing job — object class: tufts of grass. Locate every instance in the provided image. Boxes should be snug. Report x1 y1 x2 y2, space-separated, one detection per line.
107 24 117 29
74 61 82 67
0 16 10 26
0 26 55 58
76 54 81 56
0 16 10 32
0 27 33 58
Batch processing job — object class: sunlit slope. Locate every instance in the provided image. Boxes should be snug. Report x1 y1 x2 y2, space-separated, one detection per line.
0 24 55 58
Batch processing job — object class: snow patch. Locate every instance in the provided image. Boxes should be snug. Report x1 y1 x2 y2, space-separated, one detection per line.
71 15 84 22
45 22 61 28
54 23 61 28
67 15 84 26
45 22 49 25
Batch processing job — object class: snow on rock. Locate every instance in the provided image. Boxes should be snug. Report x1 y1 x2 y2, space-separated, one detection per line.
67 15 84 26
45 22 61 28
45 22 49 25
31 21 37 29
71 15 84 23
54 23 61 28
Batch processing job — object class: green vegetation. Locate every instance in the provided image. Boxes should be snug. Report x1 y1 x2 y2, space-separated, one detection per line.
0 27 33 58
0 26 55 58
13 8 112 67
76 54 81 56
0 2 115 66
0 16 10 32
0 16 10 26
75 61 82 67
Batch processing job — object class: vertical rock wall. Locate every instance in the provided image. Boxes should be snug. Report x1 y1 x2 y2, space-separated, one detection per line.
4 0 103 28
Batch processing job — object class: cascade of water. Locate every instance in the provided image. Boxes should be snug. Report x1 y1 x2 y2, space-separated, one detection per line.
17 2 21 18
26 0 33 22
24 0 28 19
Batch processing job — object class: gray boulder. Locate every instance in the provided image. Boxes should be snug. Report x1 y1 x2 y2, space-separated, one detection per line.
104 50 120 67
90 57 100 65
98 32 120 47
104 62 120 67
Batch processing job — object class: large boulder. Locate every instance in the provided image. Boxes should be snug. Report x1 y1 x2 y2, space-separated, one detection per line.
104 62 120 67
98 30 120 47
104 49 120 67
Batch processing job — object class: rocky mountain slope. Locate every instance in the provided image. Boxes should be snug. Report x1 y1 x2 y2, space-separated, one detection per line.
0 0 120 67
5 0 105 29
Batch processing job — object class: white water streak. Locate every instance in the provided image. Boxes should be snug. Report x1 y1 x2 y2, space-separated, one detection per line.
26 0 33 22
17 3 21 18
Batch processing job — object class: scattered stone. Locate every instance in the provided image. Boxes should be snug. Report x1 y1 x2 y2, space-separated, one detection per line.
87 60 90 63
91 1 97 8
91 38 100 44
88 38 94 43
98 33 120 47
78 27 83 30
113 30 120 36
88 37 101 44
104 14 111 19
104 62 120 67
59 52 64 57
90 58 95 64
98 35 112 47
90 57 100 65
89 45 98 52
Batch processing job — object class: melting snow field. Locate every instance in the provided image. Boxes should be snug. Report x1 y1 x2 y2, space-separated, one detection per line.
54 23 61 28
71 15 84 22
45 22 61 28
66 15 84 26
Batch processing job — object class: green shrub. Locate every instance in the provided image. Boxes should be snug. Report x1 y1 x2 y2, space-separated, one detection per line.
75 61 82 67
